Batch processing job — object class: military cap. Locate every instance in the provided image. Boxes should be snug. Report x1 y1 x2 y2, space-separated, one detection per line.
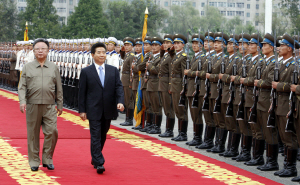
104 38 108 45
134 38 143 45
123 37 135 46
173 34 187 44
151 37 164 46
204 32 215 42
28 40 34 45
281 33 299 50
118 40 124 47
228 34 239 46
214 32 229 45
108 37 118 46
277 36 283 46
249 33 263 48
144 36 152 45
191 34 205 45
238 33 251 44
164 34 173 44
261 33 275 47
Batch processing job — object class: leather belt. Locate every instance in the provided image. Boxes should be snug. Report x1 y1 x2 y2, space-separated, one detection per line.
188 77 195 80
246 86 254 90
260 89 271 92
277 92 289 95
148 75 158 79
172 74 182 78
159 74 169 77
122 71 130 74
133 74 139 78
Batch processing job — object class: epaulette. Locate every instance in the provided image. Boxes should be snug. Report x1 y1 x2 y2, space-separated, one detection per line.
130 53 134 56
247 56 251 60
201 54 205 57
212 53 216 57
271 59 275 63
224 55 228 57
259 58 263 62
286 60 294 68
182 53 187 56
235 56 239 59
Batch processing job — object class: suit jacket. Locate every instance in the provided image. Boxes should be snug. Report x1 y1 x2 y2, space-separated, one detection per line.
78 63 124 120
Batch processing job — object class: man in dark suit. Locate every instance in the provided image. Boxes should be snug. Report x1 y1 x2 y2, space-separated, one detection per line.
78 42 124 174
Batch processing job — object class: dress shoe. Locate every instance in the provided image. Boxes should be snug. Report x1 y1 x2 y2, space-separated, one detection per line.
97 165 105 174
195 126 215 149
244 139 265 166
43 164 55 170
258 144 279 171
186 124 203 146
291 175 300 182
223 133 241 158
31 166 39 171
132 124 143 130
278 148 298 177
159 129 174 137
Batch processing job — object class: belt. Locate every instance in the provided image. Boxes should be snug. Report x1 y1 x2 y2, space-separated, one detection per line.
260 89 271 92
188 77 195 80
172 74 182 78
122 71 130 74
277 92 290 95
159 74 169 77
148 75 158 79
246 86 254 90
133 74 139 78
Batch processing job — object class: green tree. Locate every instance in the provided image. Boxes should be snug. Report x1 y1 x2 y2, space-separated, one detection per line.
17 0 61 40
280 0 300 33
0 0 18 41
63 0 109 38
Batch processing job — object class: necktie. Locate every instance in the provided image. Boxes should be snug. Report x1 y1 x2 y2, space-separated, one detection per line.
98 66 105 87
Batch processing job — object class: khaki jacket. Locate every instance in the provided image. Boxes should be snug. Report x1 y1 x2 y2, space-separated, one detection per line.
187 52 205 97
158 53 172 92
170 51 187 93
147 54 161 91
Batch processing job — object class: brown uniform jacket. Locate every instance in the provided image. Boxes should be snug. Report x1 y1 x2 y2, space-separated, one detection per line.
147 53 161 91
132 54 142 91
170 51 187 93
137 52 151 90
275 57 295 116
257 56 275 112
158 53 172 92
187 52 205 97
121 51 134 87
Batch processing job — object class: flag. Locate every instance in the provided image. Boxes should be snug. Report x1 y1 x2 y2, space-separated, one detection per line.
24 22 29 41
133 7 148 127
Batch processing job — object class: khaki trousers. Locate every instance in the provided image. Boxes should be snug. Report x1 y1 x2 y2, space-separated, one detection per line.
203 98 215 127
123 86 134 110
172 92 188 121
257 110 278 144
188 96 203 125
276 115 298 149
148 91 162 115
142 89 152 114
26 104 58 167
160 91 175 119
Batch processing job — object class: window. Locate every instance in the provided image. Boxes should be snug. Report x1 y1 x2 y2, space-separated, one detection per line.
59 17 66 24
220 11 226 16
201 2 205 7
255 21 258 26
218 2 226 7
18 0 26 2
192 2 196 7
256 13 259 16
246 21 250 24
18 6 26 11
172 1 179 5
247 4 250 9
201 11 205 16
164 1 168 6
69 0 73 5
247 12 250 17
181 1 186 5
237 3 244 8
256 4 259 9
69 9 73 14
58 0 66 3
209 2 217 7
236 11 244 16
57 8 66 13
227 11 235 16
228 3 235 7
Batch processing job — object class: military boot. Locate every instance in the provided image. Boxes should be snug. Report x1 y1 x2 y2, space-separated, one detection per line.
258 144 279 171
148 114 162 134
186 123 203 146
173 120 188 141
235 135 252 162
245 139 265 166
132 112 145 130
159 117 175 137
219 131 232 156
207 127 220 152
171 119 181 140
211 128 228 153
196 126 215 149
139 113 153 132
120 109 133 126
224 132 241 157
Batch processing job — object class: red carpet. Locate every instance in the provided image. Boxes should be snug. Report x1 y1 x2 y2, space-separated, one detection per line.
0 89 283 185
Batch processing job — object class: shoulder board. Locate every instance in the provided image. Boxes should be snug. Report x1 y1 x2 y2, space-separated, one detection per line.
291 61 295 65
201 54 205 57
130 53 134 56
224 55 228 57
259 58 263 61
182 53 187 56
247 57 251 60
271 59 275 63
235 56 239 59
212 54 216 57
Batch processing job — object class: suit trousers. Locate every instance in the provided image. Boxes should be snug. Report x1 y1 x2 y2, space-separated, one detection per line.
257 110 278 144
203 98 215 127
89 116 111 167
26 104 58 167
160 91 175 119
276 115 298 149
142 89 152 114
237 107 252 136
148 91 162 115
172 92 188 121
188 96 203 125
123 86 134 110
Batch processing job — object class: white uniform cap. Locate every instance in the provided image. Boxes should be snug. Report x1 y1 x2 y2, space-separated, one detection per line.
108 37 118 46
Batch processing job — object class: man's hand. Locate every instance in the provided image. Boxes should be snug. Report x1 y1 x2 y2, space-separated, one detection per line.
219 73 223 80
206 73 210 79
20 104 26 113
254 79 259 87
117 103 125 112
240 78 245 84
196 71 199 76
57 109 63 116
80 113 87 121
291 84 298 92
272 81 279 89
231 76 236 82
146 62 149 67
168 90 172 94
184 69 189 75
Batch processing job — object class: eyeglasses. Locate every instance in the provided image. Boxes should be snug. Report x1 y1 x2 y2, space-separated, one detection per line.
34 48 48 51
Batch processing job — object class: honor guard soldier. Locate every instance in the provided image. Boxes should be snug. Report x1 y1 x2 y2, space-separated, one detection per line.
196 31 216 149
242 33 264 166
137 36 154 132
219 34 241 157
10 43 18 91
26 40 35 63
0 44 4 87
106 37 120 69
131 38 144 130
232 33 252 162
205 32 229 153
120 37 135 126
169 34 188 141
272 33 299 178
146 37 164 134
158 34 176 137
185 33 205 146
254 33 279 171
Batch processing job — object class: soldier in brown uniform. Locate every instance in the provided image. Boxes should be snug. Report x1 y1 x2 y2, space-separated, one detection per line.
242 33 264 166
196 32 216 149
131 38 144 130
232 33 252 161
169 34 188 141
158 34 176 137
254 33 279 171
272 34 298 177
10 43 19 91
219 34 240 157
138 37 154 132
185 33 205 146
120 37 135 126
147 37 164 134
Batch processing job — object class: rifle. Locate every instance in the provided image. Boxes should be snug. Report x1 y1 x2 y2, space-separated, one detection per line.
144 52 153 82
237 31 246 120
248 31 261 124
202 30 212 111
130 47 136 84
179 34 190 106
226 30 237 117
285 32 298 133
267 31 278 128
192 29 202 108
213 30 225 113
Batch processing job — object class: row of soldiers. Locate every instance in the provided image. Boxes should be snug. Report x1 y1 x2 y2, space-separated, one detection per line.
119 32 300 182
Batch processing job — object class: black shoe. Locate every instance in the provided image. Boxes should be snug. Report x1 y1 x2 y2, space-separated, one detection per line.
96 165 105 174
159 118 175 137
132 124 143 130
258 144 279 171
244 139 265 166
171 119 181 140
224 133 241 157
211 128 228 153
196 126 215 149
43 164 55 170
159 129 174 137
291 175 300 182
236 135 252 162
173 120 188 141
220 131 232 156
278 148 298 177
207 127 220 152
120 109 133 126
186 124 203 146
148 115 162 134
31 166 39 171
140 113 153 132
